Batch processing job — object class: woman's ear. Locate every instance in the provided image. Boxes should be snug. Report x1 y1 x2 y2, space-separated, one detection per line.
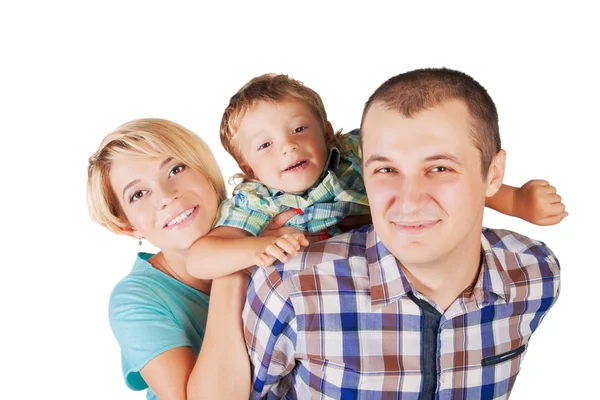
485 149 506 198
120 224 142 240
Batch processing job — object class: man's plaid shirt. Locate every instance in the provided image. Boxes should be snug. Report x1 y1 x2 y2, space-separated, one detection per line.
213 129 369 236
243 226 560 399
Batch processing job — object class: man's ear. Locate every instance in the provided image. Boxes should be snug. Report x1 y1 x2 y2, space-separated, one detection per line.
485 149 506 197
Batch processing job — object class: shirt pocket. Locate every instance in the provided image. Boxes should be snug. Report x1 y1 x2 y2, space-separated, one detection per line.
481 344 527 367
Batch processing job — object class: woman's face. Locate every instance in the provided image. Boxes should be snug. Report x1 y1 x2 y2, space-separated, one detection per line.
109 156 219 252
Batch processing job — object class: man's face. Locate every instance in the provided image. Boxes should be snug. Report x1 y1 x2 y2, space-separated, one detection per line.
236 98 329 193
362 100 503 267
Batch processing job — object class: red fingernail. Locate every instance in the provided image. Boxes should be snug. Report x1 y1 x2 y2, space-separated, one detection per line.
320 233 331 240
294 208 304 215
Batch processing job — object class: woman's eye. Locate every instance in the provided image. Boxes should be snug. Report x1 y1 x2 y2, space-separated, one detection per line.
130 190 147 202
169 164 186 177
293 126 307 134
375 167 395 174
258 142 272 151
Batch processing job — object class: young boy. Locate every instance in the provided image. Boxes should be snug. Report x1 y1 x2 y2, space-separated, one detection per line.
186 74 566 279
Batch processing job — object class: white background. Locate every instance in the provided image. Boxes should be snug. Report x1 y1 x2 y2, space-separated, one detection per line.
1 1 596 399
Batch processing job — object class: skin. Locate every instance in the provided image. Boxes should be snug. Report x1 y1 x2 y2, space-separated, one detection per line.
362 99 505 310
109 155 249 399
236 98 330 193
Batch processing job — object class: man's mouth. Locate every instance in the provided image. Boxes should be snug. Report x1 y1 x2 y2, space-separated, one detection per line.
283 160 307 172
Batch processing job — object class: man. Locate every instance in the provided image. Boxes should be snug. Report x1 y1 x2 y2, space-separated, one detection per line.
243 68 560 399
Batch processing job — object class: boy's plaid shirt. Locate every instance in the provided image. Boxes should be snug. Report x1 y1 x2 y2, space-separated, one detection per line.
243 226 560 399
213 129 370 236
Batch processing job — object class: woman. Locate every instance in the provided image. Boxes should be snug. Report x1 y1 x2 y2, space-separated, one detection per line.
87 118 254 399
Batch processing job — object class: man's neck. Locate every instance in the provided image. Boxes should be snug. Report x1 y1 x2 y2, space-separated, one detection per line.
401 230 483 311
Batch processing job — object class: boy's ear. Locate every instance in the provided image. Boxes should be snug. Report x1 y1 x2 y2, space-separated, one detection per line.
325 121 334 136
485 149 506 197
239 162 254 178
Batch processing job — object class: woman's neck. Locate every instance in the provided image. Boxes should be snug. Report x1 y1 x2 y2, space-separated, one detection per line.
149 250 212 295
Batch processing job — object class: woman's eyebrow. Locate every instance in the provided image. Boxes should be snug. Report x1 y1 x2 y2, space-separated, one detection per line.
160 157 174 169
122 179 140 201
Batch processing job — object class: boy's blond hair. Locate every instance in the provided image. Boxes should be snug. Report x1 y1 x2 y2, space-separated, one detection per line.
220 74 342 175
87 118 226 235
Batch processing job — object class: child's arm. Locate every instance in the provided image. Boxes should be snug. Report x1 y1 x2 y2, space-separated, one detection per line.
187 271 250 400
485 180 568 226
186 226 309 280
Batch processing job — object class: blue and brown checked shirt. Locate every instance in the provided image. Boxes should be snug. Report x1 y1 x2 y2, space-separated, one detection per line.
243 226 560 399
213 129 369 236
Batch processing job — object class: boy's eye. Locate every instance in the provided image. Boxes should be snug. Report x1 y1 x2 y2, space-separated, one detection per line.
169 164 186 176
375 167 395 174
293 126 307 134
130 190 147 202
258 142 272 151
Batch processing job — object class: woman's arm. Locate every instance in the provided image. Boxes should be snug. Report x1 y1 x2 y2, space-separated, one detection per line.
138 347 198 400
137 273 251 400
187 272 251 400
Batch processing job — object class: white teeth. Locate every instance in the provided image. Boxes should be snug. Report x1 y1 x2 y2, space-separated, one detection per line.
167 208 194 227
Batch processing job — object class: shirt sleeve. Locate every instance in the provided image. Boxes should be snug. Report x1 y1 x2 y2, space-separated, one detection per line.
213 192 274 236
108 280 192 390
243 267 297 399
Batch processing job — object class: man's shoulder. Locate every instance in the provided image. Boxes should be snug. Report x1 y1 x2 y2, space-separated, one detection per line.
483 227 560 279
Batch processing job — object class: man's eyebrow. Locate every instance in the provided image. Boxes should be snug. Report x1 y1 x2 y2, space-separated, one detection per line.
122 179 140 201
424 153 463 165
364 155 392 168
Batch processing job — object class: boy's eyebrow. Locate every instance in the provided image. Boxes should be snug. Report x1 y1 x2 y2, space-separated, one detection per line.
122 179 140 201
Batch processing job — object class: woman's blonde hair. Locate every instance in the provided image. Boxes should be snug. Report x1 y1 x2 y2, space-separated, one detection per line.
87 118 226 235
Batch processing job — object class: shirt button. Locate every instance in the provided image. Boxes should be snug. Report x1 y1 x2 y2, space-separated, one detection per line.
440 373 445 384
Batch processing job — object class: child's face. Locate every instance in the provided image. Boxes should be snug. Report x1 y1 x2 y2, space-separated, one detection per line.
236 98 329 193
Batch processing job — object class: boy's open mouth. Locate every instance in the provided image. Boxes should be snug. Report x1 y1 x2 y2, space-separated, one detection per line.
283 160 307 172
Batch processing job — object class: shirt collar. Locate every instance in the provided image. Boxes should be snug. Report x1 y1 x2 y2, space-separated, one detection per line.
366 228 513 311
266 146 342 197
478 231 513 303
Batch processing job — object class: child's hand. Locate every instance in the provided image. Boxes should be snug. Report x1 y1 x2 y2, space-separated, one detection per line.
255 233 310 268
514 180 568 226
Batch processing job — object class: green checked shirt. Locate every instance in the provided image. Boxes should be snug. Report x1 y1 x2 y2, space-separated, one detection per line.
213 129 370 236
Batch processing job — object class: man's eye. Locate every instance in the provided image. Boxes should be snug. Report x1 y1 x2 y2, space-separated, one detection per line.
430 166 449 173
293 126 307 134
258 142 272 150
130 190 147 202
375 167 395 174
169 164 186 176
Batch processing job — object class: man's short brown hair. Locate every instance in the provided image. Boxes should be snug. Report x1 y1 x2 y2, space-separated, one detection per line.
361 68 501 177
